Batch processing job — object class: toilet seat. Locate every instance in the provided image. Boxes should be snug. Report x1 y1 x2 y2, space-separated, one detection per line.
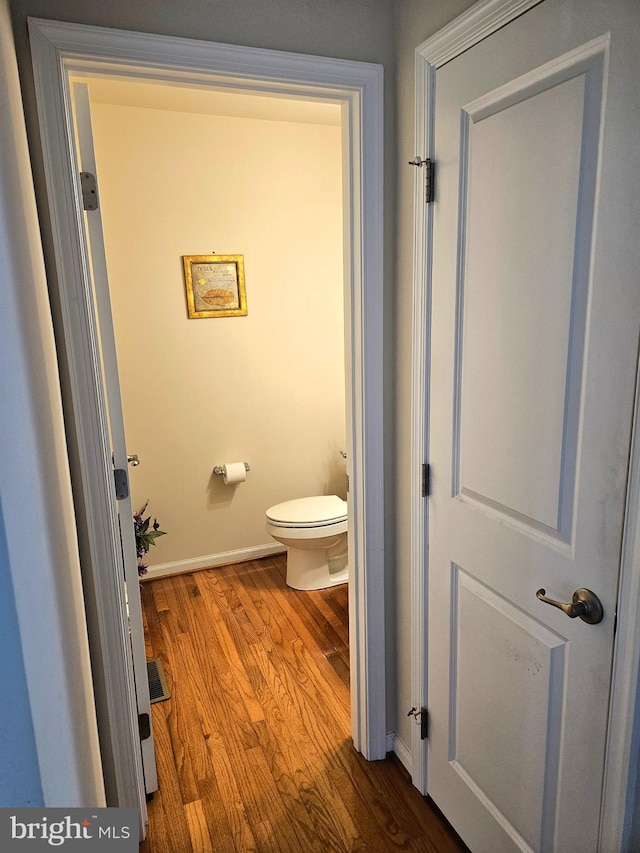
265 495 349 589
266 495 347 529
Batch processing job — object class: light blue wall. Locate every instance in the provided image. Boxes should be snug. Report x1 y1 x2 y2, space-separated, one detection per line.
1 0 104 805
0 0 43 805
0 503 43 806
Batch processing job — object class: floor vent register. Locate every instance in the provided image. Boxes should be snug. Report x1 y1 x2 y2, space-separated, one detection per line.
147 658 170 704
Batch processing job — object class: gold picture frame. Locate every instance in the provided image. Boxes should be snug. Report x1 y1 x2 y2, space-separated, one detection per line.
182 254 247 318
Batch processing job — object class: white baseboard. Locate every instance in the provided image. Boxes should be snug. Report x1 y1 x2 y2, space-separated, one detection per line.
141 543 286 581
387 731 412 777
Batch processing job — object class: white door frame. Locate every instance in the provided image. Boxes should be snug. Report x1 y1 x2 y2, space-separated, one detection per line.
410 1 640 849
28 15 387 797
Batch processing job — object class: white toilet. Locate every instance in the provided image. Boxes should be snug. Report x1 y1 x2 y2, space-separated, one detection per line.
265 495 348 590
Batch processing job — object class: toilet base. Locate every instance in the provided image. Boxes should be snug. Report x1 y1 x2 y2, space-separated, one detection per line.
285 546 348 591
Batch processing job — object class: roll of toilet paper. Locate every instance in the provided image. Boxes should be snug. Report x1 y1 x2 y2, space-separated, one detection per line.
222 461 247 485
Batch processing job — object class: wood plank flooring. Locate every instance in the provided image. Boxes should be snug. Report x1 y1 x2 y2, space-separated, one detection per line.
139 555 467 852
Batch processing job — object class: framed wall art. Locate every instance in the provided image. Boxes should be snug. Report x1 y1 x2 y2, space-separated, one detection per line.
182 254 247 318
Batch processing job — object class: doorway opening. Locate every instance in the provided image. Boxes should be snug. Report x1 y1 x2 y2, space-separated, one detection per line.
29 18 386 826
72 69 350 800
74 75 348 583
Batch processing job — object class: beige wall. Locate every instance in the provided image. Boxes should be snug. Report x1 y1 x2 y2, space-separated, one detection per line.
90 97 345 568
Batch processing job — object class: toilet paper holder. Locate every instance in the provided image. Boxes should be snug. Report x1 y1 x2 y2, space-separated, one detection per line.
213 462 250 476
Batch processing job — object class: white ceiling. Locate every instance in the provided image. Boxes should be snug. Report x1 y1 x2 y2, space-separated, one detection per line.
73 77 342 126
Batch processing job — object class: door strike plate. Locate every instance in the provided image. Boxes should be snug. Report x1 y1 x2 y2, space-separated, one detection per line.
113 468 129 500
138 713 151 741
80 171 99 211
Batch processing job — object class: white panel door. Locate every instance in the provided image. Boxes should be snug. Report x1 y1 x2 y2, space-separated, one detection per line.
426 2 640 851
73 83 158 798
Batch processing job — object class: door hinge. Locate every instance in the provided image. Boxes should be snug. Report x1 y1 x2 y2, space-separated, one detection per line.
424 159 434 204
408 156 434 204
421 463 430 498
80 171 99 211
420 708 428 740
408 706 429 740
113 468 129 500
138 713 151 741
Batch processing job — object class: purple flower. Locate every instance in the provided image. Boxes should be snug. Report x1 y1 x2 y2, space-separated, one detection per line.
133 500 166 578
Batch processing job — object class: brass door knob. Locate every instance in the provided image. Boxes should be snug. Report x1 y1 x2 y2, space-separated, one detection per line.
536 588 603 624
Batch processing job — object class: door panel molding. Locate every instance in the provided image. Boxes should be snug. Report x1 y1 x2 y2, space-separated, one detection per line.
453 40 606 544
450 565 566 851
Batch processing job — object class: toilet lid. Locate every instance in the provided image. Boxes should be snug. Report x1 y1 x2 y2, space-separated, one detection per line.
266 495 347 528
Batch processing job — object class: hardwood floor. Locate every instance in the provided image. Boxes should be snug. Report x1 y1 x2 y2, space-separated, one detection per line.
139 555 466 852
